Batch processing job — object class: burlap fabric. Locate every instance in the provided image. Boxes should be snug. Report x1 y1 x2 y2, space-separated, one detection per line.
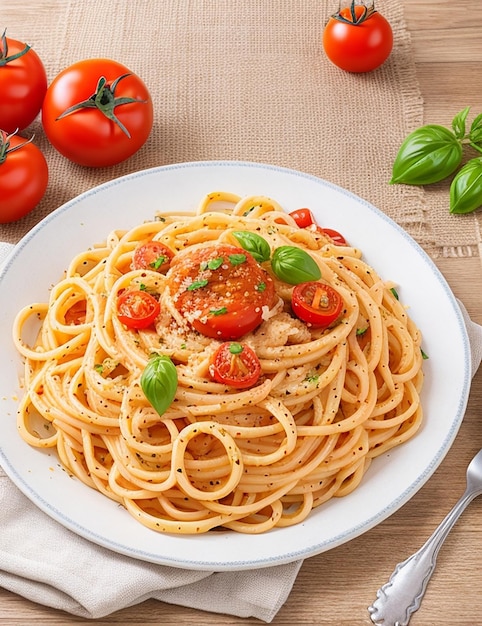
1 0 476 257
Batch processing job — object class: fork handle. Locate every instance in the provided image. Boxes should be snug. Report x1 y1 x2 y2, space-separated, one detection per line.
368 489 475 626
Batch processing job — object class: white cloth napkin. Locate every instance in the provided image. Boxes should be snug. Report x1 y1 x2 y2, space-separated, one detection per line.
0 240 481 622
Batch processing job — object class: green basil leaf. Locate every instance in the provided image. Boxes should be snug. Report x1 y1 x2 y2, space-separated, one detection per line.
232 230 271 263
470 113 482 145
271 246 321 284
390 125 462 185
452 106 470 139
140 354 178 417
450 157 482 214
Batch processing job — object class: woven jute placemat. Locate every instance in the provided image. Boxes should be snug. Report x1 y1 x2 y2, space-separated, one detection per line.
0 0 477 257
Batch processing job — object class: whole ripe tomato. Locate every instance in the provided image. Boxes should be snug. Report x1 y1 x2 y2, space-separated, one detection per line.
42 58 154 167
0 30 47 133
0 130 48 223
323 1 393 73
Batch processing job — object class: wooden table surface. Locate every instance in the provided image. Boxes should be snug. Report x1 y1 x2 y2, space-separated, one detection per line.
2 1 482 624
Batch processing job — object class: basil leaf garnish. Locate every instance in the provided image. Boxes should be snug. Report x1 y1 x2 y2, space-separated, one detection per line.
232 231 271 263
271 246 321 284
140 354 178 417
450 157 482 214
390 125 463 185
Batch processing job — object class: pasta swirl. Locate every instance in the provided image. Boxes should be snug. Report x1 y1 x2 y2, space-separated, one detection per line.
13 192 424 534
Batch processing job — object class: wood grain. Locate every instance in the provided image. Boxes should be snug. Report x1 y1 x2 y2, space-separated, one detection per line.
1 1 482 624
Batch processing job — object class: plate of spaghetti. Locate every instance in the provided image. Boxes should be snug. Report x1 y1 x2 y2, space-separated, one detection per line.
0 161 470 570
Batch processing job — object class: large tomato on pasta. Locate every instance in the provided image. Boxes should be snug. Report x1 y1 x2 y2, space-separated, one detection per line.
167 244 275 340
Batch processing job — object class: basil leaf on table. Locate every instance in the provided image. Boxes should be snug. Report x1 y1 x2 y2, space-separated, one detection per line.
450 157 482 214
452 106 470 140
232 230 271 263
140 354 178 417
390 125 463 185
271 246 321 284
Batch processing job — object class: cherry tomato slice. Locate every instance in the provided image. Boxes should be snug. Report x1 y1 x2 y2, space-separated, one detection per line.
320 228 347 246
288 208 315 228
117 290 160 329
209 342 261 389
132 241 174 273
291 281 343 328
168 244 274 340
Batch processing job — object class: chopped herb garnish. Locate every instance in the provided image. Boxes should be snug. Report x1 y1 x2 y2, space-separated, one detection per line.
207 257 224 270
390 287 399 300
305 372 319 384
94 364 104 373
139 283 147 291
229 253 247 266
229 342 243 354
356 327 368 336
187 279 209 291
151 255 167 269
210 307 228 316
255 281 266 292
421 348 429 360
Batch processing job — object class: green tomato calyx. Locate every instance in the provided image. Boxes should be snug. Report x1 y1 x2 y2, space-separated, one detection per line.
332 2 377 25
0 129 35 165
56 73 148 137
0 29 31 67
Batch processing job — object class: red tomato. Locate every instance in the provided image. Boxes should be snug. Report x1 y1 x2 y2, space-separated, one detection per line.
132 241 174 273
42 58 153 167
0 31 47 133
168 244 275 340
292 281 343 328
320 228 347 246
288 208 347 245
209 342 261 389
117 290 160 329
0 131 48 223
323 2 393 73
289 208 315 228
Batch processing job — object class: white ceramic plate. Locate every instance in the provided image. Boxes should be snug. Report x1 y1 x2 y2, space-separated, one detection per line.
0 161 470 571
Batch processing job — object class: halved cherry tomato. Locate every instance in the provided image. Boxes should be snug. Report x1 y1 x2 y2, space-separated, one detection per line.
167 244 275 340
132 241 174 273
209 342 261 389
288 208 347 245
320 228 347 246
289 208 315 228
117 289 160 329
292 281 343 328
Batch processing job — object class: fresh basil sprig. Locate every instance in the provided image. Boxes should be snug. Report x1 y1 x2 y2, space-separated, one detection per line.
140 354 178 417
271 246 321 284
391 107 482 214
232 231 270 262
390 125 463 185
450 157 482 214
233 230 321 284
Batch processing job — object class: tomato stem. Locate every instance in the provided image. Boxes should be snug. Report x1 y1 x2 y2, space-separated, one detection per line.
0 29 31 66
55 73 148 137
333 1 376 24
0 129 35 165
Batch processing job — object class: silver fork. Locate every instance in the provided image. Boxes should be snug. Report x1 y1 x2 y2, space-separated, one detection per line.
368 447 482 626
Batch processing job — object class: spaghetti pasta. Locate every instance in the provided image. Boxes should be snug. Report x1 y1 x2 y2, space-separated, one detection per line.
13 192 424 534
